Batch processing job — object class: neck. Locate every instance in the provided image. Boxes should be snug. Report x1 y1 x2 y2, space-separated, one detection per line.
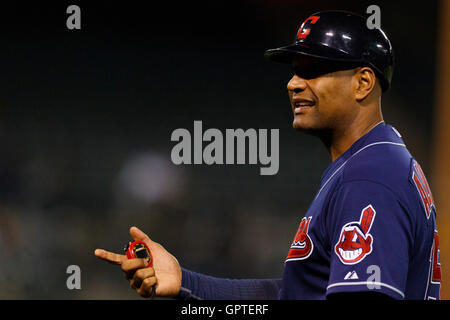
320 116 384 162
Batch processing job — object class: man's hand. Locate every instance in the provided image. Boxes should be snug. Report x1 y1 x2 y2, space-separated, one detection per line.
94 226 182 298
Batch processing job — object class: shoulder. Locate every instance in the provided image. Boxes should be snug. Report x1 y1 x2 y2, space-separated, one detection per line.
341 140 412 193
335 139 430 224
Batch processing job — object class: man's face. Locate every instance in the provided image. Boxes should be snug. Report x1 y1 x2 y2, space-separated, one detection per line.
287 57 359 133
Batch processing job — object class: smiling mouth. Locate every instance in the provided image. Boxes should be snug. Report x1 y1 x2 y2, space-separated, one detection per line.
338 248 363 261
294 102 315 114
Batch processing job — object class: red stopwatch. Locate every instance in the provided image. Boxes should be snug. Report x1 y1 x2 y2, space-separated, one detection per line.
124 240 153 267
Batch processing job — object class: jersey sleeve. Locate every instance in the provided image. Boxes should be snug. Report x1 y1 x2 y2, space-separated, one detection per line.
176 268 282 300
325 180 414 299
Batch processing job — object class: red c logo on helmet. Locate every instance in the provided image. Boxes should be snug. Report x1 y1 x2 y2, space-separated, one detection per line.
297 16 320 39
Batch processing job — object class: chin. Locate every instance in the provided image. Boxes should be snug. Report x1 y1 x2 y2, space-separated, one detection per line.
292 119 327 137
293 119 315 132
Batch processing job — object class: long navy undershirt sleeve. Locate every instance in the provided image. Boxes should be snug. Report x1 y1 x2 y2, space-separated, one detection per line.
175 268 282 300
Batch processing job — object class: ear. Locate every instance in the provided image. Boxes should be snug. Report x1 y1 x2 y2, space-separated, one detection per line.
353 67 377 101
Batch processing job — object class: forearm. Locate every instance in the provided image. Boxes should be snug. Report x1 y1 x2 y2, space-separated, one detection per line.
175 268 282 300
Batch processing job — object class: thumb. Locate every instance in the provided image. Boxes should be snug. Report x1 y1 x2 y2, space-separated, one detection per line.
130 226 152 244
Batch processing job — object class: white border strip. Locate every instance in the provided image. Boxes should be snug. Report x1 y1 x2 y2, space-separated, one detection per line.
327 281 405 299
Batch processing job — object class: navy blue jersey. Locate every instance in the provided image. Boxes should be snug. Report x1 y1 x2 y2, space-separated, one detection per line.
279 122 441 300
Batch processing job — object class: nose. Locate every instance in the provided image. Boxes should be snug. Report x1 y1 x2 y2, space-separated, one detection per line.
287 74 308 93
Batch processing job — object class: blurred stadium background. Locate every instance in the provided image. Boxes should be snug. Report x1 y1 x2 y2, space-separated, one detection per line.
0 0 447 299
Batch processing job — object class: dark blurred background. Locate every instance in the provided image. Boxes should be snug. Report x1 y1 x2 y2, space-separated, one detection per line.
0 0 442 299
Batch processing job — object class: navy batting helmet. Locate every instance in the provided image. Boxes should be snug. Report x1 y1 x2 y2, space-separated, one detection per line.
264 10 394 92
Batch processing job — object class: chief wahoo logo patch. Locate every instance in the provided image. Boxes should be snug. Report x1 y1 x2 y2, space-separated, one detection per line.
335 205 376 265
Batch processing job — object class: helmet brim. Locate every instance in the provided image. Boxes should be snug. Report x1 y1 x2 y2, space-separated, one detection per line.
264 42 360 64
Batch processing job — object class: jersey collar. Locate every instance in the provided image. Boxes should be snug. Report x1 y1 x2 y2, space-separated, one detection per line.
319 121 404 187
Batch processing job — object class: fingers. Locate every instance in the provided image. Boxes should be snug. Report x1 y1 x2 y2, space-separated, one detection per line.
94 249 126 265
95 227 158 299
130 267 155 289
127 265 156 298
121 258 149 280
95 249 156 298
130 226 151 243
136 277 157 298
